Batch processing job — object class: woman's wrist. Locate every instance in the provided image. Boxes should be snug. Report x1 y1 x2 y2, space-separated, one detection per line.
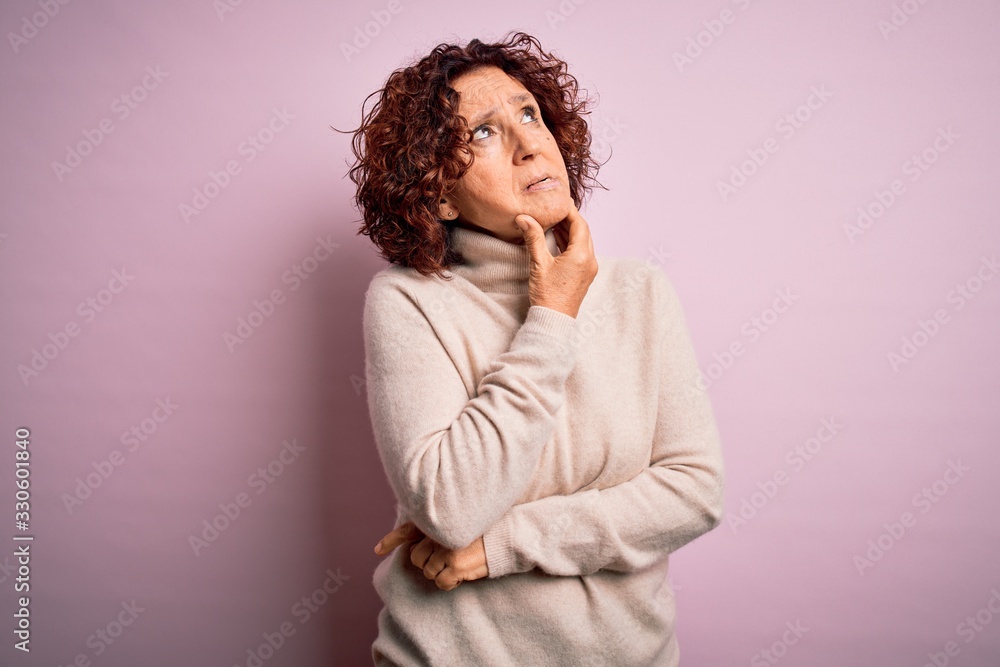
481 512 518 579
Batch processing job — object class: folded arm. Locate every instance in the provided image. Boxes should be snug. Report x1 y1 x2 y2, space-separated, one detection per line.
481 270 726 578
363 276 581 550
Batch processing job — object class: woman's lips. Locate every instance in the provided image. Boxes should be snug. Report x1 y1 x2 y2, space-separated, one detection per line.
526 176 558 192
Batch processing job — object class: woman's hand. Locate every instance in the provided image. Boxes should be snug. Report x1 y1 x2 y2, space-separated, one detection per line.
514 203 598 319
374 521 490 591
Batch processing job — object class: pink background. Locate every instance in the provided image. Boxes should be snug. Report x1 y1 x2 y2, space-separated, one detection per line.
2 0 999 665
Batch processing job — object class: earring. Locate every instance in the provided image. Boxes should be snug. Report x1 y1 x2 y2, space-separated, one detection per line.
447 211 455 218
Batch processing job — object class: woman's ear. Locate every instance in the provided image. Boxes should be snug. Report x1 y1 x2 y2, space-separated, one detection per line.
438 198 458 221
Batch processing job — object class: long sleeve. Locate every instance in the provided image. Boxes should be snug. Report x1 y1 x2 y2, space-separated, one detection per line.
481 269 725 578
363 274 581 550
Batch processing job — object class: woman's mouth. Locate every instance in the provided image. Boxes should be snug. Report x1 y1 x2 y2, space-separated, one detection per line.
526 176 558 192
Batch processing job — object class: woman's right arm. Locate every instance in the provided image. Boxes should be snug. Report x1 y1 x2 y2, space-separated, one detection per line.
363 275 580 551
365 205 597 552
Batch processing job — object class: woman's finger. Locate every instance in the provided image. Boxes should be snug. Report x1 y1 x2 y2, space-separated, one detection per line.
514 214 554 266
373 520 423 555
560 202 592 254
409 537 434 570
551 207 571 253
422 550 448 582
434 567 463 591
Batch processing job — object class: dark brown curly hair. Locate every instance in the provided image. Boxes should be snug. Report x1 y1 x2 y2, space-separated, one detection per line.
339 31 604 280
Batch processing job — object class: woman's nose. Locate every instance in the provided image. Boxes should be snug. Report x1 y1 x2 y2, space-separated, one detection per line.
511 123 542 162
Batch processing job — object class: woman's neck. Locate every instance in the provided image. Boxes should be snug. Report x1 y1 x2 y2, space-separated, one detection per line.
446 223 560 294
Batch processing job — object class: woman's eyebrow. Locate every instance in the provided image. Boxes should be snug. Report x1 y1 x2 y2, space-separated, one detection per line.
468 92 533 127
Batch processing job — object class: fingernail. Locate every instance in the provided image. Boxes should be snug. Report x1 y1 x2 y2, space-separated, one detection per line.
374 542 383 554
514 217 527 231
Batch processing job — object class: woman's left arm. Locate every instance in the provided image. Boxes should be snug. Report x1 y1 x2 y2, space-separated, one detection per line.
480 269 726 578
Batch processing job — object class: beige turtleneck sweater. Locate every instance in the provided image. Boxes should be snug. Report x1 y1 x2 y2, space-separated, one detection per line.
363 223 725 666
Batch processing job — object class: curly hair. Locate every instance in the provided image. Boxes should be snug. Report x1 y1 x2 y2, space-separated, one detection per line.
340 31 604 280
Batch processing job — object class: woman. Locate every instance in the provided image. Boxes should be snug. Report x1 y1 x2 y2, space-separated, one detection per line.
348 31 725 666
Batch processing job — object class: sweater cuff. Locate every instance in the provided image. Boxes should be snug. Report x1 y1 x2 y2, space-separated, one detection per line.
482 512 518 579
523 305 578 340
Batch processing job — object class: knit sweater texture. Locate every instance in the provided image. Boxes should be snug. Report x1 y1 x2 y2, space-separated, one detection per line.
363 223 726 666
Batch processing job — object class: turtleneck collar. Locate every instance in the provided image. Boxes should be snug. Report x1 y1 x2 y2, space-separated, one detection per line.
446 223 561 294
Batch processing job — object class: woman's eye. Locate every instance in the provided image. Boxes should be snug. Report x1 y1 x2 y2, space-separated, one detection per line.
472 107 538 141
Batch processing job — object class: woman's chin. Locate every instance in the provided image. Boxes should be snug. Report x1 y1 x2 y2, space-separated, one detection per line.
526 204 572 229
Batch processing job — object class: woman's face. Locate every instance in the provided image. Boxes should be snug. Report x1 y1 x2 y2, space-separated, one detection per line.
441 66 573 244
